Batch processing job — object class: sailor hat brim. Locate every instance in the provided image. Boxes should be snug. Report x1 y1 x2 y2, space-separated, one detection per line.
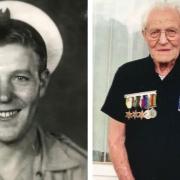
0 0 63 73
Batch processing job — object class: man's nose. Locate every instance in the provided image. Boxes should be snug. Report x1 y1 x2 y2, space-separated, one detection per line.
159 31 168 44
0 80 13 103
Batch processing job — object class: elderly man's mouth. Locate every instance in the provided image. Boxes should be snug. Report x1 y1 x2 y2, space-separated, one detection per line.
0 110 21 119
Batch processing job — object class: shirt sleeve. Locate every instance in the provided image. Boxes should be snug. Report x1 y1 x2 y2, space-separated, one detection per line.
101 66 127 123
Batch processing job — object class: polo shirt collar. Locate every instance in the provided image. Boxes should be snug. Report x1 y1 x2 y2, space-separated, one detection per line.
148 55 180 80
169 55 180 76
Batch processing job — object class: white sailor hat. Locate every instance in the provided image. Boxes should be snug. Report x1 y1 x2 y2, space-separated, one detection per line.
0 0 63 73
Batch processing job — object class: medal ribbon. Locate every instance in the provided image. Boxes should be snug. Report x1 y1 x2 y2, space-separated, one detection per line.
126 97 132 109
150 94 157 107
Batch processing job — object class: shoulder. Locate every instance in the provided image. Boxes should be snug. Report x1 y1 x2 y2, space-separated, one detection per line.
117 56 150 73
38 128 87 179
43 131 87 165
51 132 87 162
115 56 152 79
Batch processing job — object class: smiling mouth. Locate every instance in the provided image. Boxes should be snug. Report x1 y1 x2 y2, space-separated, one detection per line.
158 49 171 51
0 110 21 119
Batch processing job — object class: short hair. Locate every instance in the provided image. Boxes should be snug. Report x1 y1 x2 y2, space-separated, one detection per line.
141 2 180 31
0 18 47 74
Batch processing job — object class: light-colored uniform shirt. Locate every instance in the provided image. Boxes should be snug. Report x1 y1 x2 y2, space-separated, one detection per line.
18 128 86 180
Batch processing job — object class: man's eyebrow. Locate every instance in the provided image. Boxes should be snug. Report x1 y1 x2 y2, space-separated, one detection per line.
12 70 33 75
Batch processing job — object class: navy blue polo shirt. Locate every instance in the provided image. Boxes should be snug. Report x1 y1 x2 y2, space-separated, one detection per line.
102 56 180 180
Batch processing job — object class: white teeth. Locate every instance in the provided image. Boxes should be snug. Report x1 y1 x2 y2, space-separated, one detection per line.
0 110 18 119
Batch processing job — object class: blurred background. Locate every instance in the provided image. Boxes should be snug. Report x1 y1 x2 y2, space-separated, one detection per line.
2 0 87 149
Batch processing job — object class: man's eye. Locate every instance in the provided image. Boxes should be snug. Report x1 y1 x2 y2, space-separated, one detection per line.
150 30 160 37
14 76 30 81
166 29 177 36
167 29 176 32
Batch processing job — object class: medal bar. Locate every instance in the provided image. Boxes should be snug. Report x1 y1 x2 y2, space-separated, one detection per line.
124 90 157 98
124 90 157 120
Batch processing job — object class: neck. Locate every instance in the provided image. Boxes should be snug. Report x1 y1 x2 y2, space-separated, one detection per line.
154 60 176 77
0 124 38 179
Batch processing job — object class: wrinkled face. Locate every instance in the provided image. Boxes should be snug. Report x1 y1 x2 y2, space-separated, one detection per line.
0 44 48 143
143 7 180 64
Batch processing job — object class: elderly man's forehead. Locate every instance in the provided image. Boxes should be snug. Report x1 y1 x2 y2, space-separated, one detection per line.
145 7 180 27
148 6 180 20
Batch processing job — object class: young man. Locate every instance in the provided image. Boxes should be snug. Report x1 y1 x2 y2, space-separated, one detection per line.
0 1 86 180
102 2 180 180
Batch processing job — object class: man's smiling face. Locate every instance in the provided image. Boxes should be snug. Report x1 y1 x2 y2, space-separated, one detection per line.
143 7 180 64
0 43 48 143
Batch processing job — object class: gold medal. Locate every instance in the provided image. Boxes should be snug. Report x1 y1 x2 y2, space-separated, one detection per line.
132 110 138 119
125 111 132 119
138 110 144 119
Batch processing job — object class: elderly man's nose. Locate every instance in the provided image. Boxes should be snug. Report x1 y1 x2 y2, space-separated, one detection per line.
159 31 168 44
0 82 13 103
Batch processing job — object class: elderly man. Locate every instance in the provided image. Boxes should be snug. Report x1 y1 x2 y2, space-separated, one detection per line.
102 2 180 180
0 1 86 180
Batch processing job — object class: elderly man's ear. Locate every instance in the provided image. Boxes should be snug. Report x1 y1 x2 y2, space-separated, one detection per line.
39 69 50 97
142 30 147 40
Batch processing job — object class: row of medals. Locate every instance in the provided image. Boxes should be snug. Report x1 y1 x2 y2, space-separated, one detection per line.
125 93 157 120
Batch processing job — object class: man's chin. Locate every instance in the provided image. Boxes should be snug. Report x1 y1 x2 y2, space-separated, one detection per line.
154 57 177 64
0 136 19 145
0 129 24 144
0 123 37 145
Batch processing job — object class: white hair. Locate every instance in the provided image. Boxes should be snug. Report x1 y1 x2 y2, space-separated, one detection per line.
141 1 180 30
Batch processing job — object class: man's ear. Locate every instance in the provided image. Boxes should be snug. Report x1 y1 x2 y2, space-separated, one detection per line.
142 29 147 41
39 69 50 97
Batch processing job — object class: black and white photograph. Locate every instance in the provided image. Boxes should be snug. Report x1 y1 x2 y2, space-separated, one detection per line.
0 0 87 179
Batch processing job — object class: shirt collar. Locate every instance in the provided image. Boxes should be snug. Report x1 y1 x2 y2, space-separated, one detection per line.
37 127 80 171
149 54 180 78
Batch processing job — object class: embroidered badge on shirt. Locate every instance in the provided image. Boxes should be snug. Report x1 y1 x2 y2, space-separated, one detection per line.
124 90 157 120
